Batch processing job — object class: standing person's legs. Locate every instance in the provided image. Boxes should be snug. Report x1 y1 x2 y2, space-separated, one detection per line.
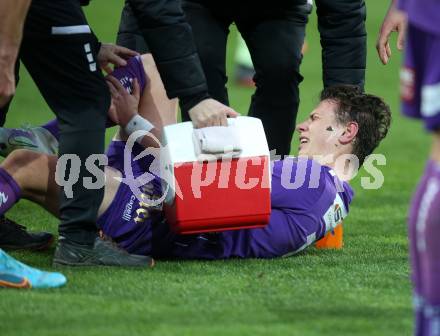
181 1 231 121
238 12 307 156
409 143 440 336
316 0 366 89
0 41 55 252
20 0 109 246
117 1 177 126
408 162 433 336
402 24 440 336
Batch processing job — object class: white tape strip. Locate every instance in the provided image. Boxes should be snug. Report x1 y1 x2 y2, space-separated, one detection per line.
51 25 91 35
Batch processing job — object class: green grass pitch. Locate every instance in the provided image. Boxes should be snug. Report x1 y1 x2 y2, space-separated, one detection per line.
0 1 428 335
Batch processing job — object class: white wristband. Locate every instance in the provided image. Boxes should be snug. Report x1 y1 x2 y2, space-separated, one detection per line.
124 115 154 143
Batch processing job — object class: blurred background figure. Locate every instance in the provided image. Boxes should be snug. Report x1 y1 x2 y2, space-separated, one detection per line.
181 0 312 157
234 35 255 88
234 34 309 88
377 1 440 335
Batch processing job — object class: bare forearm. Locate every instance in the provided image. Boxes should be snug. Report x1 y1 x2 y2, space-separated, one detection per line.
389 0 398 10
0 0 31 59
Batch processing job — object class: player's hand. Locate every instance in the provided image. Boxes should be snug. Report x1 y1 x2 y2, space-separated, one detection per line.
106 75 140 127
188 99 239 128
376 3 407 65
0 57 16 108
98 43 139 74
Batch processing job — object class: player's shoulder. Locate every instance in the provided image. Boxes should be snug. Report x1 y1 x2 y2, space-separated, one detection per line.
271 157 353 207
272 156 330 190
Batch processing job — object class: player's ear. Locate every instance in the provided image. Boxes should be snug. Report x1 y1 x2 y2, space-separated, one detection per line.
339 121 358 145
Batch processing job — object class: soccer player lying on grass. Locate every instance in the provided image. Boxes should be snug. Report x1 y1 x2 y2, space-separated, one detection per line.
0 64 391 263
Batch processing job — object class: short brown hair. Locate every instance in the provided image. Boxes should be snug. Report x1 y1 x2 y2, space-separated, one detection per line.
320 85 391 165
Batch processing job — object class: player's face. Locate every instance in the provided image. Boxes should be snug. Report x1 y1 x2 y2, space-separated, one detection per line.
296 100 342 158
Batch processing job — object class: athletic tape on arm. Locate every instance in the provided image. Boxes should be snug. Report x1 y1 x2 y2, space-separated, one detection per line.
124 115 154 143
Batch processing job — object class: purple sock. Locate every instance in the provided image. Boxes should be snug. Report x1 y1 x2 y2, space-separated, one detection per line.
41 119 59 140
409 160 440 336
0 168 21 216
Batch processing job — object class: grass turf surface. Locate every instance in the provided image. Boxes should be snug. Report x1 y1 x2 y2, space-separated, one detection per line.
0 1 428 335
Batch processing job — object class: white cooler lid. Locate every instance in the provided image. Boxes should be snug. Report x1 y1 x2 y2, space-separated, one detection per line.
161 116 271 203
162 116 270 163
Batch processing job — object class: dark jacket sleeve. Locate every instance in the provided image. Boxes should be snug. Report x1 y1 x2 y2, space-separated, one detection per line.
127 0 209 107
315 0 367 90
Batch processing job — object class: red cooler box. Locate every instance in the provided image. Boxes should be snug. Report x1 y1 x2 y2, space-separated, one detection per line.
162 116 271 234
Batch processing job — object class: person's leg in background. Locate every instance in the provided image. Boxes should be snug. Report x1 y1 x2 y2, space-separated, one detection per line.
180 1 231 121
408 164 430 336
238 7 309 157
409 133 440 336
117 0 177 126
421 131 440 336
17 1 152 267
403 24 440 336
315 0 366 89
234 34 255 87
20 2 108 248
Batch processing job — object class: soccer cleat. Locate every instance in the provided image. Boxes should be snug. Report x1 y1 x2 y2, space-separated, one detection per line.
0 249 66 289
53 236 155 267
0 126 58 157
0 217 54 251
0 273 31 288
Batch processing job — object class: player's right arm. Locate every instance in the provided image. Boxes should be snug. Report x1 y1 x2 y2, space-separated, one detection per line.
0 0 31 107
376 0 407 65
